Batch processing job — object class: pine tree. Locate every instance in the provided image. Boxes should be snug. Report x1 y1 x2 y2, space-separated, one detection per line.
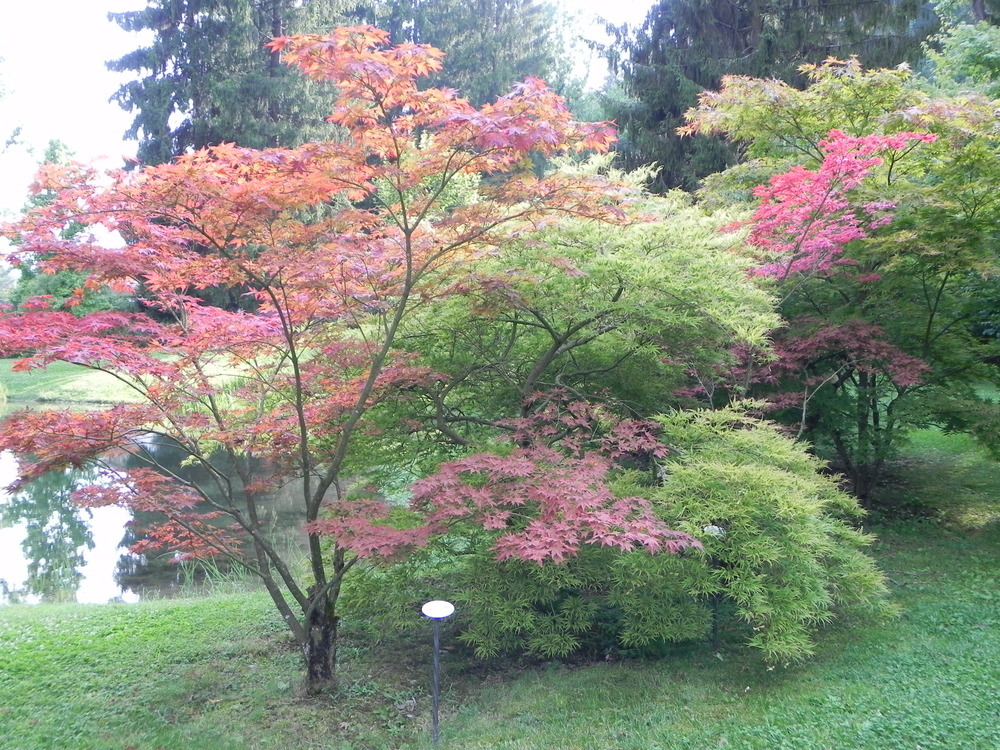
108 0 348 165
349 0 558 106
605 0 938 191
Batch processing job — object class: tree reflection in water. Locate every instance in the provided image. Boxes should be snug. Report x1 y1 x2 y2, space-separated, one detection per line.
0 466 96 602
1 438 303 603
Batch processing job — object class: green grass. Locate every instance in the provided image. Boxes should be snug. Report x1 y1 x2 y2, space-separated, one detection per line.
3 523 997 750
0 359 142 404
0 593 432 750
439 523 1000 749
2 430 999 750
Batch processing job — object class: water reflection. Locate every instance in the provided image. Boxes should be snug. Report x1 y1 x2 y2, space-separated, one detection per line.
0 437 304 605
0 464 94 601
0 453 141 604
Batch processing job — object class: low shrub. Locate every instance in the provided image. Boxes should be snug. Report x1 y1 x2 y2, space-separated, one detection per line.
347 406 892 663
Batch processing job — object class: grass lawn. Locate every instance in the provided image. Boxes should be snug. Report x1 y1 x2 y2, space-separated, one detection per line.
0 359 143 405
440 522 1000 750
1 430 998 750
0 588 445 750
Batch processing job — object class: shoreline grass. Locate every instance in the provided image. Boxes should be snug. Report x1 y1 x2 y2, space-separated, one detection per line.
0 359 143 405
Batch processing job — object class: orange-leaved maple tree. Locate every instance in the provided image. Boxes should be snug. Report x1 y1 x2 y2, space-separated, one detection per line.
0 27 693 688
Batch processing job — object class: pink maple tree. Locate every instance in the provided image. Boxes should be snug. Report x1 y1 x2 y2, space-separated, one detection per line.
726 130 938 498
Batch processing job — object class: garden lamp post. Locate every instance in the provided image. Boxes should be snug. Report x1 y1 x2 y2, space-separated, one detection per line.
422 599 455 746
702 524 727 651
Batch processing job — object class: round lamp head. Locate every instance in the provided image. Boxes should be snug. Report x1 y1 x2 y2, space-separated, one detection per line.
421 600 455 619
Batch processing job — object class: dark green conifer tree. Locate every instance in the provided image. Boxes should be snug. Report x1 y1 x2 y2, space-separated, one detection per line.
349 0 558 106
604 0 938 191
108 0 348 166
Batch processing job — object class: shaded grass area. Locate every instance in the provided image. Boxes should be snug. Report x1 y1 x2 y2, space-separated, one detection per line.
0 359 142 404
2 429 999 749
876 427 1000 528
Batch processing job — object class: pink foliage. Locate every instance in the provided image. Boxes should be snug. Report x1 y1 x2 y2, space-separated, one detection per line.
0 406 161 485
0 27 637 576
411 445 698 564
778 319 929 385
748 319 931 412
503 391 669 459
747 130 935 279
72 467 201 512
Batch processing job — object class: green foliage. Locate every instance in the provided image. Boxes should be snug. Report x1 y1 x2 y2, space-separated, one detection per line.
398 180 780 435
602 0 935 191
353 406 889 664
8 267 135 315
684 60 919 163
925 21 1000 97
644 408 892 661
936 0 1000 25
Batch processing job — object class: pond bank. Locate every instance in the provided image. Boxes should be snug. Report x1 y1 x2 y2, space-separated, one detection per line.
0 358 144 405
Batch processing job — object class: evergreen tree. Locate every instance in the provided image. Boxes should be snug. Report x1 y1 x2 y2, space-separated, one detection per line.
9 142 134 314
349 0 558 106
108 0 348 166
604 0 938 191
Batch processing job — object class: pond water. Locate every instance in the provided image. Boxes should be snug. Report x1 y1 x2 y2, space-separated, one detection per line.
0 435 304 605
0 451 144 604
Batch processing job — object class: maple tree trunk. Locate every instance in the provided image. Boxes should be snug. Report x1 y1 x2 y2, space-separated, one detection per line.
304 590 339 692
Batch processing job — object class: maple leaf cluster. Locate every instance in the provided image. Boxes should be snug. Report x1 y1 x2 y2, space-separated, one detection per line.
409 395 696 564
268 26 616 163
303 497 433 559
754 319 932 410
744 130 935 279
410 445 697 564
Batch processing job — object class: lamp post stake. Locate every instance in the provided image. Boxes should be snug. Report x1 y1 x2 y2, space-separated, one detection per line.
422 600 455 747
431 618 442 744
